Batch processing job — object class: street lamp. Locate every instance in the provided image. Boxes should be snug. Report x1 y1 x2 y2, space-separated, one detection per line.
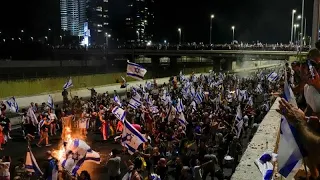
294 24 299 43
105 33 111 47
178 28 181 45
297 15 302 19
209 14 214 45
291 9 296 43
231 26 235 42
30 37 33 41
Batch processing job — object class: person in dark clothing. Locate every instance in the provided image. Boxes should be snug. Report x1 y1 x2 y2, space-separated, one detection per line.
42 151 58 180
78 170 91 180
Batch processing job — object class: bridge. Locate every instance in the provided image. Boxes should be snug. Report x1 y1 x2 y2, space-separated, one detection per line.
55 48 307 57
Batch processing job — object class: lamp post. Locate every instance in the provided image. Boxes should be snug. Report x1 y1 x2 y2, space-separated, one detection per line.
105 33 111 47
291 9 296 43
178 28 181 45
209 14 214 45
294 24 299 44
231 26 235 42
300 0 305 50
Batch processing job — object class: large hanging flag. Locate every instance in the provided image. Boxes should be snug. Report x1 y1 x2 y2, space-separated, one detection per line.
48 95 54 109
112 106 126 122
127 61 147 80
63 77 73 89
277 78 305 179
121 120 147 154
6 97 19 113
25 146 43 175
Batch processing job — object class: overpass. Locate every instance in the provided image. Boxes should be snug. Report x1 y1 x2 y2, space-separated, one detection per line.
54 48 307 58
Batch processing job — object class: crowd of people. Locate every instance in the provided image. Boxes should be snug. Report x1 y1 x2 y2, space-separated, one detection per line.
0 64 284 180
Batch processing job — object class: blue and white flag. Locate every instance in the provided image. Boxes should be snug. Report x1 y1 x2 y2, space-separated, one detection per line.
127 61 147 80
112 106 126 122
194 92 203 105
256 83 264 93
235 105 243 138
121 120 147 154
267 72 279 82
178 112 187 127
48 95 54 109
38 119 45 134
113 95 122 107
150 106 159 114
190 101 197 111
27 107 38 125
145 81 152 90
255 152 278 180
25 146 43 175
166 105 177 121
128 98 141 109
247 96 254 106
277 79 305 179
176 98 184 113
6 96 19 113
62 139 100 176
63 78 73 89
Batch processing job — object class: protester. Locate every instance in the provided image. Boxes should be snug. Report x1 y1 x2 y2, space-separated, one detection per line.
106 149 121 180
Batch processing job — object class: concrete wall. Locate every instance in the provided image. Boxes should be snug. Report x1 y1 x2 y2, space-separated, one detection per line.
0 59 106 68
231 98 281 180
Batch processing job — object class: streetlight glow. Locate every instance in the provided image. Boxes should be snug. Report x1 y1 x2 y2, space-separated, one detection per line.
231 26 235 30
211 14 214 19
21 30 24 33
293 9 296 13
294 24 300 27
297 15 302 19
178 28 181 32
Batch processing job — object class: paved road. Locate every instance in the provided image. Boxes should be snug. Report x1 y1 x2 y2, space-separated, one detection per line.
5 127 248 180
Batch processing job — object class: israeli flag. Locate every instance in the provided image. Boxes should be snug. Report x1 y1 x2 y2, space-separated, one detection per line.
62 139 100 176
27 107 38 125
267 72 279 82
277 80 305 179
6 96 19 113
48 95 54 109
176 98 184 113
128 98 141 109
63 77 73 89
127 61 147 80
38 119 45 134
112 106 126 122
235 105 243 138
145 81 152 90
150 106 159 114
113 95 122 107
247 96 254 106
255 152 278 180
25 146 43 175
190 101 197 111
256 83 264 93
194 93 203 105
121 120 147 154
178 112 187 126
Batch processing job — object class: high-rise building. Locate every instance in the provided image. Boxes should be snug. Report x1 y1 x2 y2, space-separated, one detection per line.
86 0 110 45
60 0 86 36
125 0 155 44
60 0 109 45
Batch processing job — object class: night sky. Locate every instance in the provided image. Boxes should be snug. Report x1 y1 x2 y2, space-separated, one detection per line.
0 0 314 44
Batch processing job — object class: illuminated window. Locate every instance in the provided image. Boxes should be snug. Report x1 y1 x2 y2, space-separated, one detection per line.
97 30 102 32
97 24 102 27
103 0 108 2
96 7 102 12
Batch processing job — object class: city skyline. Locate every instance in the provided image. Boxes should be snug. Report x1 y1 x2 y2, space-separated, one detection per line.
0 0 315 44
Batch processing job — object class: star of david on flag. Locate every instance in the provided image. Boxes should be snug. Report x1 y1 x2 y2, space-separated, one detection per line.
121 120 147 154
127 61 147 80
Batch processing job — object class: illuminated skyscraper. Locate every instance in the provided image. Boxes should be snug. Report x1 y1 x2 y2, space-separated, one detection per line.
125 0 154 43
60 0 109 45
86 0 110 45
60 0 86 36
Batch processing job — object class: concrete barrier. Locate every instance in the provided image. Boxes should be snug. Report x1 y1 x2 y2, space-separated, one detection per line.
3 63 282 127
231 98 281 180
